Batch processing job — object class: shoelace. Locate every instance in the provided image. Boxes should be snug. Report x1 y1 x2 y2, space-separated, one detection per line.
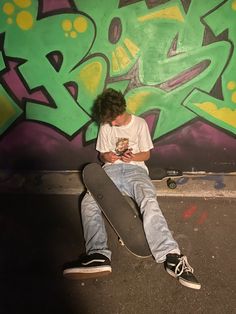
174 256 194 277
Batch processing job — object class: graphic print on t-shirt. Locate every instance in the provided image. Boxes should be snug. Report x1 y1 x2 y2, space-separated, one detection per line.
115 138 129 156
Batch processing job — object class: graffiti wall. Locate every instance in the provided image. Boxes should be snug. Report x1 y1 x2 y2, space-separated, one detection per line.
0 0 235 175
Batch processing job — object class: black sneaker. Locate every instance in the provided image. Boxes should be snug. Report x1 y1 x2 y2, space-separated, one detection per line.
165 254 201 290
63 253 112 280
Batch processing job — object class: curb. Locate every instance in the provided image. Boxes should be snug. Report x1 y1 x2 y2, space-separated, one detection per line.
0 171 235 198
153 174 236 198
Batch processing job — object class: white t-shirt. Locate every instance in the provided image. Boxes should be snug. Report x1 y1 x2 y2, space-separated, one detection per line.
96 115 154 172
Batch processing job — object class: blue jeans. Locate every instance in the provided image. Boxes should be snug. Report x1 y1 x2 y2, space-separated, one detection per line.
81 164 180 263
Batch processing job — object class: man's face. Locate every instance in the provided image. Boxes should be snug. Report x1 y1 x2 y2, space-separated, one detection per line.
110 114 126 127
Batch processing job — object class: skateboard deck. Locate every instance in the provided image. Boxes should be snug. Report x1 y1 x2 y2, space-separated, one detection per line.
150 168 214 190
82 163 151 258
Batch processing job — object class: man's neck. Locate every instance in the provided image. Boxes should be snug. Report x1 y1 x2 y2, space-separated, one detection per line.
122 112 132 125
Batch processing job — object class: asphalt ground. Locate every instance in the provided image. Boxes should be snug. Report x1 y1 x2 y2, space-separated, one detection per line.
0 194 235 314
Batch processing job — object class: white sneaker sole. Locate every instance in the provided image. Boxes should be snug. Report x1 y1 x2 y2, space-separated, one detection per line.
166 267 201 290
63 266 112 280
179 278 201 290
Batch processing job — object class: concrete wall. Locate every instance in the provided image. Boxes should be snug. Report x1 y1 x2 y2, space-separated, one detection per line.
0 0 235 175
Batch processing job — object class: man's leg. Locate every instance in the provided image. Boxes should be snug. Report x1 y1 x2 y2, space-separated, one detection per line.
121 164 201 290
81 192 111 259
119 165 179 262
63 192 111 279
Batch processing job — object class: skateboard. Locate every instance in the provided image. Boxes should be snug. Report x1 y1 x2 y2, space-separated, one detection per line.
82 163 151 258
151 168 226 191
150 167 183 189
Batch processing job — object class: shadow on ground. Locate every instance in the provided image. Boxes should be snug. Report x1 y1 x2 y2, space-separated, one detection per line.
0 195 235 314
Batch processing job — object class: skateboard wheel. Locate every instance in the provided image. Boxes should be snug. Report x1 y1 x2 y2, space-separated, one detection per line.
167 178 177 189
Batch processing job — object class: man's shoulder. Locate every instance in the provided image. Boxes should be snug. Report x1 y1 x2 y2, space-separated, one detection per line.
132 114 147 125
99 122 111 131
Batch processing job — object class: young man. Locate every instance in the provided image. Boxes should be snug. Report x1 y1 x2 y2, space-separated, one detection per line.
63 88 201 290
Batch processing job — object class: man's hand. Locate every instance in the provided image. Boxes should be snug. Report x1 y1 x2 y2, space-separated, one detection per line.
120 150 134 163
100 150 150 163
100 152 120 163
121 150 151 163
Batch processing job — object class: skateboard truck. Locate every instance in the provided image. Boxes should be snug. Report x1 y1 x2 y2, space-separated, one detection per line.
118 238 125 246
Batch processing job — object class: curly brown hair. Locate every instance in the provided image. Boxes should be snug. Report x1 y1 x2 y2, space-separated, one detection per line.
92 88 126 123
